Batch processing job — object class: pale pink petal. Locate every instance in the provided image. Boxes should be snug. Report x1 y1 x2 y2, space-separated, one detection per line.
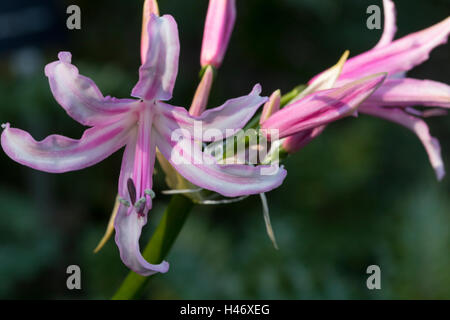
374 0 397 49
339 17 450 83
154 126 286 197
362 78 450 109
132 14 180 101
44 52 138 127
1 116 135 173
360 105 445 180
200 0 236 68
114 203 169 276
156 84 267 141
262 74 386 139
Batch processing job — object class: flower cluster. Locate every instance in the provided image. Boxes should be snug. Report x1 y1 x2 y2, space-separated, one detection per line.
1 0 449 277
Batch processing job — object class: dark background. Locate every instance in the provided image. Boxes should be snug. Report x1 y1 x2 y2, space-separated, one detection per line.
0 0 449 299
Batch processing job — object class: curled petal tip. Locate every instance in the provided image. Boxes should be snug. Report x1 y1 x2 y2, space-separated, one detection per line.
57 51 72 63
1 123 9 130
253 83 262 94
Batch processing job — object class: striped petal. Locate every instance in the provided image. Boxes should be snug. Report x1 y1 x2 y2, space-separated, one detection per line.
262 74 386 139
132 14 180 101
360 105 445 180
114 124 169 276
156 84 267 142
154 124 286 197
45 52 137 126
362 78 450 109
1 116 135 173
114 203 169 276
339 16 450 83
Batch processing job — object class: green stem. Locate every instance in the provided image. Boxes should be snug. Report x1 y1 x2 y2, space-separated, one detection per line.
112 194 194 300
280 84 306 107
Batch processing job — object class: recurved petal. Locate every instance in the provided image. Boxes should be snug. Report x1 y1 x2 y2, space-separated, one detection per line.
114 203 169 276
1 116 135 173
156 84 267 142
132 14 180 101
362 78 450 109
154 127 286 197
360 105 445 181
340 16 450 82
262 73 386 139
45 52 138 126
374 0 397 49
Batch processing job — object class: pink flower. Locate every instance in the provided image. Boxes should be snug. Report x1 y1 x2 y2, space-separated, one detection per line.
1 14 286 276
310 0 450 180
200 0 236 68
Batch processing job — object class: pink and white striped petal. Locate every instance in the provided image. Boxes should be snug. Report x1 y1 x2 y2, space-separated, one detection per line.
156 84 267 142
132 14 180 102
114 204 169 276
154 126 287 197
45 52 138 126
1 116 135 173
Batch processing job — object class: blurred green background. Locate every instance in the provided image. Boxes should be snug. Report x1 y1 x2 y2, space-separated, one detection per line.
0 0 449 299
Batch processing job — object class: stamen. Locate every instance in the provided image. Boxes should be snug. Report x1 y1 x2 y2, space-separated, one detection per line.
161 188 203 195
127 178 137 205
134 197 146 216
197 195 248 205
118 197 131 207
144 189 156 199
259 193 279 250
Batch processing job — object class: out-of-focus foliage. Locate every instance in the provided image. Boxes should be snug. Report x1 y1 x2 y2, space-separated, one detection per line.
0 0 448 299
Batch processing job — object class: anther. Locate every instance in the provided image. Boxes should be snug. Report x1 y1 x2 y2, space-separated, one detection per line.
144 189 156 199
134 197 146 216
127 178 137 205
118 197 131 207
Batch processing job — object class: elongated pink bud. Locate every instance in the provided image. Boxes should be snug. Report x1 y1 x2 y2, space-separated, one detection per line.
200 0 236 68
189 66 214 116
141 0 160 64
260 90 281 124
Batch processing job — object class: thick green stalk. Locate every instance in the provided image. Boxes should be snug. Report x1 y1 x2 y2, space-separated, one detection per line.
112 194 194 300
